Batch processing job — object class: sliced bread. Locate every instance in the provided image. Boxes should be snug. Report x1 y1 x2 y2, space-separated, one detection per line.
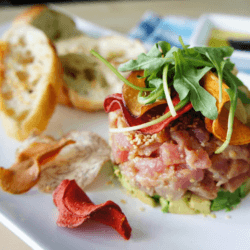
13 4 83 42
0 24 64 141
55 35 146 112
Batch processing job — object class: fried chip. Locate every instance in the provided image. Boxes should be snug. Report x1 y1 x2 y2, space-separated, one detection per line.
203 71 250 145
33 131 111 193
122 70 166 117
53 179 132 240
0 138 75 194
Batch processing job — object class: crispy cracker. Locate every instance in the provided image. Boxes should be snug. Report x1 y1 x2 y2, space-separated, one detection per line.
37 131 111 193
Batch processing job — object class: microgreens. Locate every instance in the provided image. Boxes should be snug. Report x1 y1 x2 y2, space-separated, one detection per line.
90 39 250 153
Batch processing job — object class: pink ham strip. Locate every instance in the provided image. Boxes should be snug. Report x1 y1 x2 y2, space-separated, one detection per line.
104 93 193 134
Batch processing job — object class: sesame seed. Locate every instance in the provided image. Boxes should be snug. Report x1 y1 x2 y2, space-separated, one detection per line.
139 207 145 212
229 150 237 159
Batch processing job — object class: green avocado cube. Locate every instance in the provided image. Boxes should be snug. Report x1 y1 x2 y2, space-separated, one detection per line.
189 194 211 215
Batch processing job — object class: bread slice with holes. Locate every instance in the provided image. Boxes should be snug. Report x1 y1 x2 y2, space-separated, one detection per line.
55 35 146 112
13 4 83 42
0 24 64 141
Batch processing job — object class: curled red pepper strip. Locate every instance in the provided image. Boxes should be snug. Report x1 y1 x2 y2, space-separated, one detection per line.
53 179 132 240
104 93 193 134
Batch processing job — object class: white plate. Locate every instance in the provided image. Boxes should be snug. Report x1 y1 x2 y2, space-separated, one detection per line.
189 13 250 73
1 10 250 250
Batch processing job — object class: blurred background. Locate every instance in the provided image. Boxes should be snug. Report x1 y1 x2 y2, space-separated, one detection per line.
0 0 123 6
0 0 106 6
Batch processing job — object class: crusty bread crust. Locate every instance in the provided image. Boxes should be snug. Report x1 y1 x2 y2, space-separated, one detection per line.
58 83 72 107
68 89 104 112
13 4 81 42
0 25 64 141
12 4 48 25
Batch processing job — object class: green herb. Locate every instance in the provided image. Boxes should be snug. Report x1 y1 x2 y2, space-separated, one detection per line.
91 39 250 153
152 194 161 203
163 64 176 116
173 50 217 120
193 46 234 103
118 50 172 75
211 183 247 212
138 84 164 105
215 87 238 154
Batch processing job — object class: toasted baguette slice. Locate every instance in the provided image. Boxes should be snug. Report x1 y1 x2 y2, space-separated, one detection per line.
13 4 83 41
0 24 64 141
55 35 146 112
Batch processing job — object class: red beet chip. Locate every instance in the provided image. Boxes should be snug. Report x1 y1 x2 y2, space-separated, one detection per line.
57 212 87 228
53 179 132 240
91 206 132 241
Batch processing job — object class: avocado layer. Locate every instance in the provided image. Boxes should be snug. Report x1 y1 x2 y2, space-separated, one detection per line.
160 192 211 215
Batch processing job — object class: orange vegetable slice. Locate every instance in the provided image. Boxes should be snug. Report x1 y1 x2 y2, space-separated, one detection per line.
122 70 166 117
203 71 250 145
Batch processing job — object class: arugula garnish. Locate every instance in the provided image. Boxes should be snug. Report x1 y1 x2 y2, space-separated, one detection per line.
173 50 217 120
91 39 250 153
193 46 234 103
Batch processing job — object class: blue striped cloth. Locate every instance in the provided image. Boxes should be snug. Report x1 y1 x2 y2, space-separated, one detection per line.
128 11 197 50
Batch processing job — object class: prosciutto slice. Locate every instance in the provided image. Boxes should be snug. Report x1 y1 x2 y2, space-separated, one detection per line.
104 93 192 134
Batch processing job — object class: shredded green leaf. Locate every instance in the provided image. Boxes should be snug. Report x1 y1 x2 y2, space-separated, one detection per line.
163 64 176 117
215 82 238 154
211 183 247 212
